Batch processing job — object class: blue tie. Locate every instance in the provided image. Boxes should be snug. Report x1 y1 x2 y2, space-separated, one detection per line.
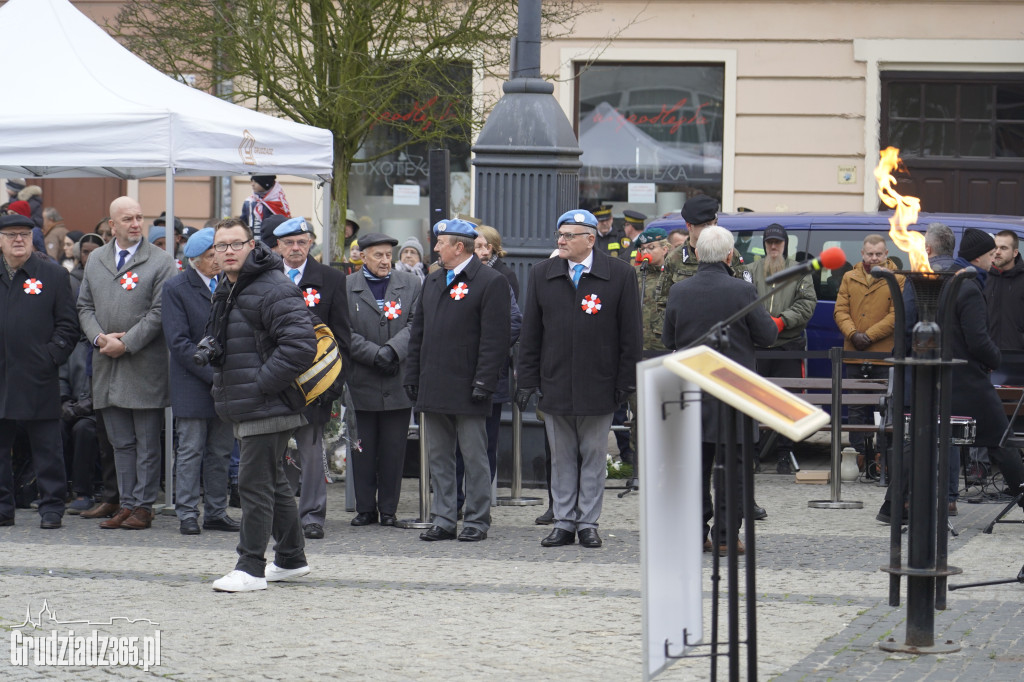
208 277 217 294
288 268 300 284
116 249 129 270
571 263 584 288
446 270 455 286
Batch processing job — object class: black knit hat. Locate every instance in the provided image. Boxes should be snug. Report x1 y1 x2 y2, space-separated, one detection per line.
958 228 996 262
251 175 276 191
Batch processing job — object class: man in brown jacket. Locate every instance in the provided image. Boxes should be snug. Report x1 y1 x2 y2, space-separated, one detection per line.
833 234 905 467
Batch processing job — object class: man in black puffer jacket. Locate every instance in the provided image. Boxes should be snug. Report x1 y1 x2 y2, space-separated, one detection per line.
206 219 317 593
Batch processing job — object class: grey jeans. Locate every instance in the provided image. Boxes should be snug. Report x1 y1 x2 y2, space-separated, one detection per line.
174 416 234 521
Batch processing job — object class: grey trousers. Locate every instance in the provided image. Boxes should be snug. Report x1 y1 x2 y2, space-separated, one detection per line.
422 412 489 533
545 413 614 533
174 416 234 522
284 421 327 526
102 407 163 511
235 429 306 578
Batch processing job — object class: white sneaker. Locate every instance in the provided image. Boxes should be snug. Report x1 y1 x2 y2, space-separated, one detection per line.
212 570 267 592
265 563 311 582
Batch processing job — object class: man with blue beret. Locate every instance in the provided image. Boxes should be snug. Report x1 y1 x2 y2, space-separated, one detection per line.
404 218 511 542
161 227 239 535
272 216 350 540
516 209 643 548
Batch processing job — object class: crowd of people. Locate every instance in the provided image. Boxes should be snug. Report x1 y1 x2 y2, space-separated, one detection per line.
2 178 1022 591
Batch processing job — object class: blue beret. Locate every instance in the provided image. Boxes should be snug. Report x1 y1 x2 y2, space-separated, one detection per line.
273 216 312 238
183 227 216 258
557 209 598 229
148 226 166 244
432 218 478 238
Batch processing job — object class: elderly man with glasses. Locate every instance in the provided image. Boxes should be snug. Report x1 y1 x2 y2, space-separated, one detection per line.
516 210 642 549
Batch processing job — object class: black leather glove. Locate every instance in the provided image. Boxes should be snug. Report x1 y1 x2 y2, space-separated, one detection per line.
615 389 632 406
515 387 537 412
74 397 93 417
471 387 492 403
373 345 397 372
851 332 871 351
60 400 76 422
404 384 418 402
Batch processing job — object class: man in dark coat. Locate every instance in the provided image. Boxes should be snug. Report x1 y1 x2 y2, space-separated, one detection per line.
984 229 1024 352
404 219 511 543
347 232 420 527
208 219 317 592
516 209 643 549
162 227 239 536
272 216 350 540
0 214 79 528
663 225 778 555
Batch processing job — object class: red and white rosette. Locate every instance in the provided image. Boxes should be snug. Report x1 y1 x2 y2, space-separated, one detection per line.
303 287 320 307
383 300 402 319
449 282 469 300
22 278 43 295
175 259 184 272
581 293 602 315
120 271 139 291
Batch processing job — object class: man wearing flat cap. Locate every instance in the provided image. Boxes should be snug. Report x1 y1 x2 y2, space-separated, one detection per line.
241 174 291 239
272 216 350 540
663 194 745 287
347 232 421 527
405 219 511 542
517 209 642 549
0 214 79 528
162 227 239 535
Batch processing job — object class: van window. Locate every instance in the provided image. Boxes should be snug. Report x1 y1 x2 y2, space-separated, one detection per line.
805 230 915 302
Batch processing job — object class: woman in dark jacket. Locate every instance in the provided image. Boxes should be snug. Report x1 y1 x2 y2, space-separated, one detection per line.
474 224 519 301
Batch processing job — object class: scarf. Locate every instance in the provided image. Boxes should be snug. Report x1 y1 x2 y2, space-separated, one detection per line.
953 256 988 289
361 265 390 310
248 183 290 222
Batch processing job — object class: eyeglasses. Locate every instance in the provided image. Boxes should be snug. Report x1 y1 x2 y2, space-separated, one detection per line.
0 231 31 241
213 241 251 252
555 231 590 241
279 238 311 248
638 243 664 253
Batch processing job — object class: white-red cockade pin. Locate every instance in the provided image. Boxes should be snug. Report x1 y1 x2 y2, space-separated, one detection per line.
22 278 43 295
384 301 402 319
120 272 139 291
581 294 602 314
450 283 469 300
303 287 320 306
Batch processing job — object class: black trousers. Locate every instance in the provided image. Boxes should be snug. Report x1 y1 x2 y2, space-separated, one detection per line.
846 363 889 455
61 416 99 496
94 411 118 505
352 408 411 516
702 441 744 543
0 419 67 518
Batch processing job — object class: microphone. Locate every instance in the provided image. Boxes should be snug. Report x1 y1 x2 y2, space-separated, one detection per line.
764 246 846 285
635 252 651 268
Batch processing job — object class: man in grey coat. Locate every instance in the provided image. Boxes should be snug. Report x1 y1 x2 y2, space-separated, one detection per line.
347 232 421 526
77 197 178 530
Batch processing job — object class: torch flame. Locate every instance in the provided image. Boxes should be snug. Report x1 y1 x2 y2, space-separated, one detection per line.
874 146 932 273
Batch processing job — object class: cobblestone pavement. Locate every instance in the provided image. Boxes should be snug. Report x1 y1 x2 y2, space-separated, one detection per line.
1 451 1022 680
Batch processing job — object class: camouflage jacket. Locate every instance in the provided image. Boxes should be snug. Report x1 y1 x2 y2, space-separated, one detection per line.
662 243 746 288
637 263 671 354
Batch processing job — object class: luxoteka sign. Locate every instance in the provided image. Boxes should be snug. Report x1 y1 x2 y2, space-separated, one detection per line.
591 99 712 135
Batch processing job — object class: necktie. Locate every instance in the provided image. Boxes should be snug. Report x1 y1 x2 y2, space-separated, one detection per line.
116 249 130 270
446 270 455 286
288 268 300 284
571 263 584 288
208 277 217 294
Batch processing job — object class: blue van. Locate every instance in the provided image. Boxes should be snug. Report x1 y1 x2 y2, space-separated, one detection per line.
646 211 1024 376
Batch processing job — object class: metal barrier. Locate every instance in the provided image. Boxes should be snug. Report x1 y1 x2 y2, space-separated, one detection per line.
396 413 432 529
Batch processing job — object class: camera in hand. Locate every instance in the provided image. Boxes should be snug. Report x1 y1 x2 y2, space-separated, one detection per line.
193 336 224 366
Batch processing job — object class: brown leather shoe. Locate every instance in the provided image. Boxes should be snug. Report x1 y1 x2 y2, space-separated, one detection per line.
121 508 153 530
948 501 958 517
718 539 746 556
99 507 133 529
81 502 120 519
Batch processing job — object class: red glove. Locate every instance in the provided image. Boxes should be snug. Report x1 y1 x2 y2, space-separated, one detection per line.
772 316 785 333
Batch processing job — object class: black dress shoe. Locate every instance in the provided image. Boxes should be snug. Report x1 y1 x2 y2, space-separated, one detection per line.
419 525 456 541
753 504 767 521
458 527 487 542
351 512 378 526
0 516 13 527
229 483 241 509
379 514 397 526
535 508 554 525
303 523 325 539
40 512 62 530
203 515 241 532
540 528 575 547
578 528 602 548
179 518 201 535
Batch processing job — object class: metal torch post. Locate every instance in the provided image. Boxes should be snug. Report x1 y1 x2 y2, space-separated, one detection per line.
498 351 542 506
396 412 433 529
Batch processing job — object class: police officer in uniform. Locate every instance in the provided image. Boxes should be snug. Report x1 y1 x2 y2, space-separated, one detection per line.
593 205 628 260
619 210 647 263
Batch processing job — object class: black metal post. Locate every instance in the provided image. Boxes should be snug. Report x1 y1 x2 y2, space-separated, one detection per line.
723 405 739 682
741 414 758 681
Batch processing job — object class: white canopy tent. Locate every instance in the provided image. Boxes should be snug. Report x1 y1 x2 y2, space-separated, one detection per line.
0 0 336 512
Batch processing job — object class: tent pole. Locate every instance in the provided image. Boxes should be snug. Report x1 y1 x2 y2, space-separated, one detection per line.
321 180 333 266
162 167 176 517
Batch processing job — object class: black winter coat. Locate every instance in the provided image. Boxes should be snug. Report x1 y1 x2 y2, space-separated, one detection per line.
984 254 1024 352
211 244 317 424
518 249 642 416
0 252 79 420
295 257 350 424
405 255 511 416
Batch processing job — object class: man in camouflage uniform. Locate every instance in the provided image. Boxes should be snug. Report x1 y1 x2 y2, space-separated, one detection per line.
662 195 745 286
